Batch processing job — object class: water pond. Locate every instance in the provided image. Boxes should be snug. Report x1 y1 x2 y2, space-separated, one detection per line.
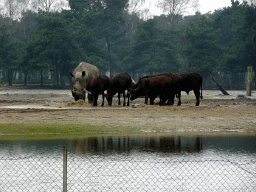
0 134 255 191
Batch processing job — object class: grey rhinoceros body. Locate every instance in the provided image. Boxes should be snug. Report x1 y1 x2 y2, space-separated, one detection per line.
69 62 100 102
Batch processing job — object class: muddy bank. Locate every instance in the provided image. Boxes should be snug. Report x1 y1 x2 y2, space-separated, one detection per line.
0 88 256 134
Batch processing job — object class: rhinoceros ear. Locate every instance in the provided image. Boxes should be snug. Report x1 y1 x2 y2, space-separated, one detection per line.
69 71 74 77
82 71 86 77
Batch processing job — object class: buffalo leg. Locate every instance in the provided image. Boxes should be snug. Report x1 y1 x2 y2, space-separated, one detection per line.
101 91 104 106
159 95 164 106
177 91 181 106
194 89 200 106
88 93 93 104
127 91 130 106
118 92 121 105
122 90 126 106
150 96 156 105
145 92 149 104
169 93 175 106
92 93 98 106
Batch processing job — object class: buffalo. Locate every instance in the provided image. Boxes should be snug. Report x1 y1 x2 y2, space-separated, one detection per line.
129 73 181 105
69 62 99 102
88 75 110 106
179 72 203 106
129 75 177 105
107 72 132 106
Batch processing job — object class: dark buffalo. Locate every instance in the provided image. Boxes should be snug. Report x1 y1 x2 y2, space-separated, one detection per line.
179 72 203 106
88 75 110 106
107 72 132 106
129 75 177 105
129 73 181 105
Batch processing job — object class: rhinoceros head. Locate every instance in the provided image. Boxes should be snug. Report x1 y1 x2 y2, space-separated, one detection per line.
70 71 88 101
70 71 87 89
71 88 86 101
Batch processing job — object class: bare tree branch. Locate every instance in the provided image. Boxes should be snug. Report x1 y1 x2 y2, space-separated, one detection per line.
156 0 200 29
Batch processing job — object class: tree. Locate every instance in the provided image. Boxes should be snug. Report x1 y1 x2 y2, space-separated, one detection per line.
0 25 10 69
123 10 141 45
210 1 254 73
182 13 222 77
13 10 37 40
26 11 78 86
31 0 69 12
0 24 25 85
126 19 179 74
68 0 129 72
156 0 200 29
238 3 256 85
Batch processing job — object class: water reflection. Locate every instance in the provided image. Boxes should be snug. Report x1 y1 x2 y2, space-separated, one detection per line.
72 136 204 155
0 135 255 156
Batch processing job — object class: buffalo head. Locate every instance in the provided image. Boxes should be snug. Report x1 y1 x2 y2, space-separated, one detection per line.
128 88 138 101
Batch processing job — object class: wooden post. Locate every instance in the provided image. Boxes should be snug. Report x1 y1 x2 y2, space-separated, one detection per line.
246 66 253 96
210 77 230 95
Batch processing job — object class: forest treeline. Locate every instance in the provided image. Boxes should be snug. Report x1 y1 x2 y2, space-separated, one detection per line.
0 0 255 86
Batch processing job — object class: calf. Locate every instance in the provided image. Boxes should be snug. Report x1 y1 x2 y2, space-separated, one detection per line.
107 72 132 106
129 76 176 105
179 72 203 106
88 75 110 106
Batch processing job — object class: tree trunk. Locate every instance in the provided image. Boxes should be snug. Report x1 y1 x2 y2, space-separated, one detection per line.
23 70 27 86
8 69 13 86
60 72 66 86
53 68 58 86
40 69 44 87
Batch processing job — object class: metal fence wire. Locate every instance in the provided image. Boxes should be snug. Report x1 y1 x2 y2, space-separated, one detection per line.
0 146 256 192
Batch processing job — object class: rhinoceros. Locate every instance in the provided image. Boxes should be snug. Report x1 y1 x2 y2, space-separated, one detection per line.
69 62 100 102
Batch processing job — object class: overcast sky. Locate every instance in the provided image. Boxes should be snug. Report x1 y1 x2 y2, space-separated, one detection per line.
143 0 236 16
0 0 242 17
196 0 232 14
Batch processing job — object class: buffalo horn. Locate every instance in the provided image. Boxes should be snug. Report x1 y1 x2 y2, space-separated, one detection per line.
84 89 91 94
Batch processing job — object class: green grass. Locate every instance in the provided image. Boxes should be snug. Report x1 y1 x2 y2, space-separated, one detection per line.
0 123 139 141
245 128 256 133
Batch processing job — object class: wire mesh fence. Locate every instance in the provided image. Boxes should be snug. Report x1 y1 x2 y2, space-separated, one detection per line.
0 146 256 191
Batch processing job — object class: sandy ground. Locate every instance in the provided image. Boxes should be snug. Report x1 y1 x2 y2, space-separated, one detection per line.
0 87 256 133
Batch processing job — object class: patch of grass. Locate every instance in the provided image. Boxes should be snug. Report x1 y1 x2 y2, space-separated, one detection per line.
245 128 256 133
0 123 139 140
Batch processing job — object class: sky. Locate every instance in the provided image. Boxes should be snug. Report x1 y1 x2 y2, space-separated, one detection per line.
196 0 232 14
0 0 241 17
143 0 235 16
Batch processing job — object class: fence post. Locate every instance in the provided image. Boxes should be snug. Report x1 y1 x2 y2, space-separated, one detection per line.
63 146 67 192
246 66 253 96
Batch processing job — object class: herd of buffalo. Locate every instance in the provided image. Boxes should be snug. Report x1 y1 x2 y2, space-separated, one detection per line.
69 62 203 107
